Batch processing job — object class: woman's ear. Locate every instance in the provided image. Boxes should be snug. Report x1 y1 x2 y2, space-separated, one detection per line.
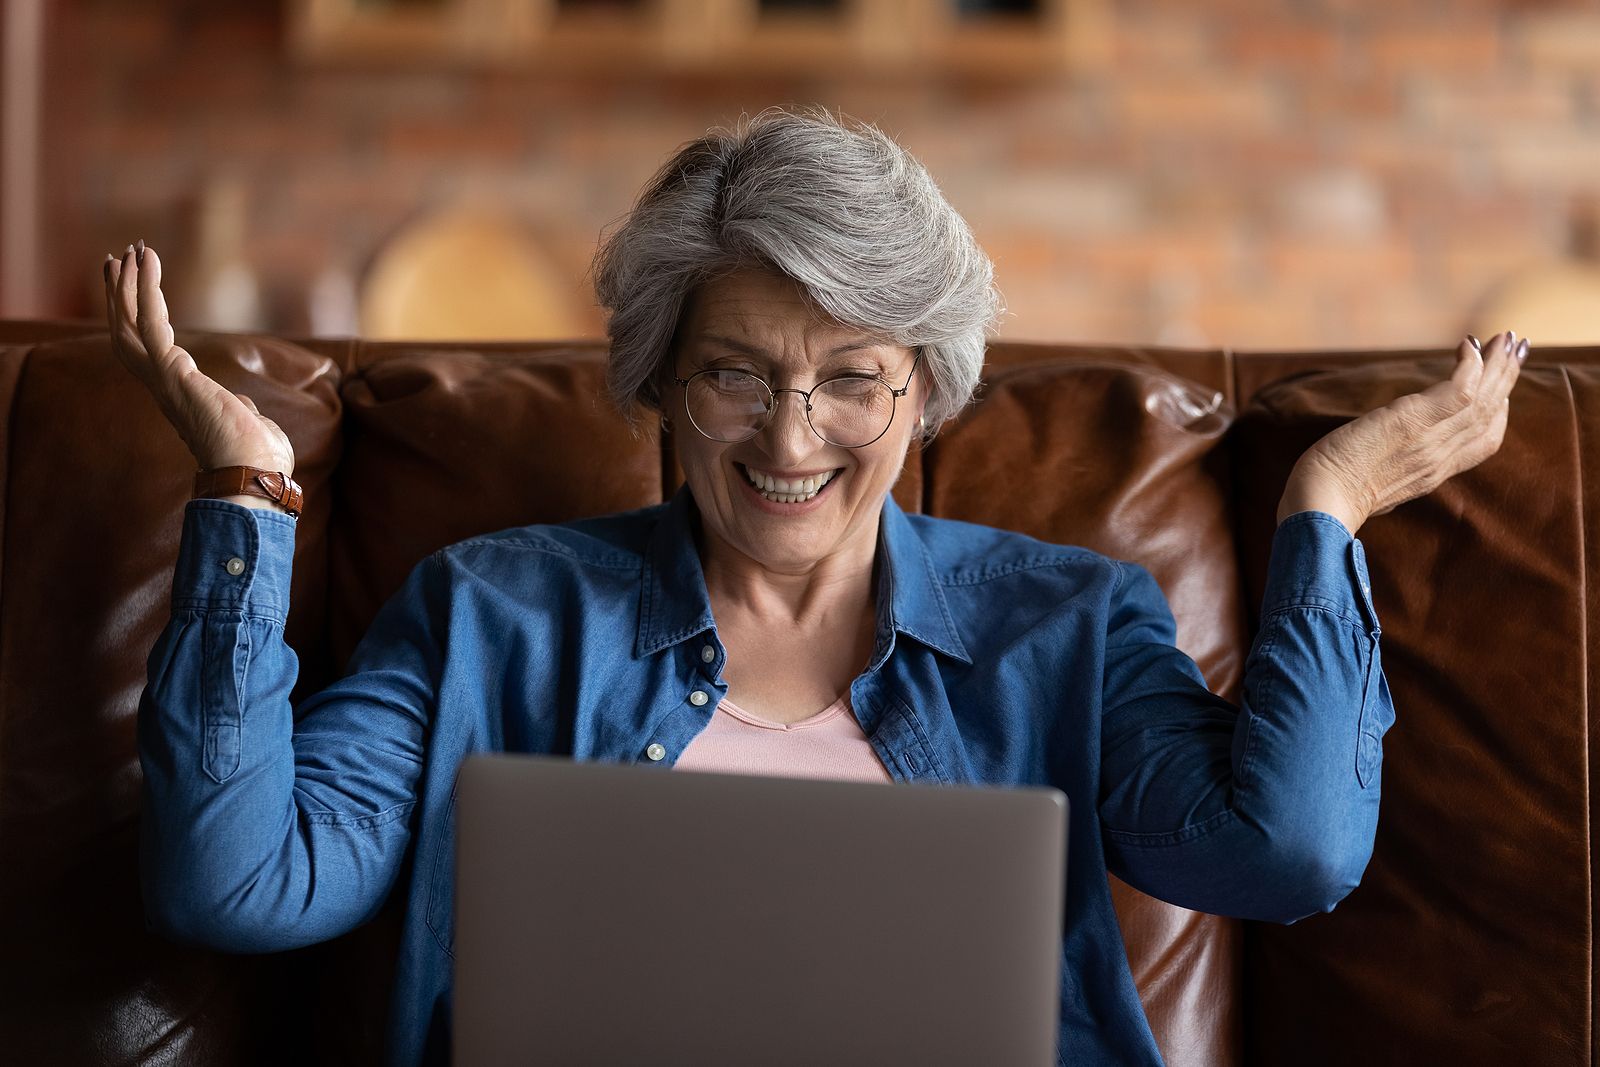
913 363 930 437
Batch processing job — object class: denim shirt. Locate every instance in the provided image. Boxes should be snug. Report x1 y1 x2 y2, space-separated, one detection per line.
137 484 1391 1066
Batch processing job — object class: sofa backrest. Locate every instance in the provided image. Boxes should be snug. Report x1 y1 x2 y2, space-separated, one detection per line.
4 321 1598 1065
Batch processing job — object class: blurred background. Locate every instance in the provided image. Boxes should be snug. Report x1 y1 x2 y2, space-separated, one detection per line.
3 0 1598 348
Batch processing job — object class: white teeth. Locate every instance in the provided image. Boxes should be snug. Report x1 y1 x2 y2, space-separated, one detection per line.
742 465 839 504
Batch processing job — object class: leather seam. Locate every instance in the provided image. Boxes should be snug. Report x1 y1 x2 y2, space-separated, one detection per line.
1560 364 1593 1058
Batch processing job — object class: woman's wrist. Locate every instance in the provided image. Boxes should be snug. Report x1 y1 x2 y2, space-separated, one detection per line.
209 493 292 515
1277 468 1366 535
193 465 303 518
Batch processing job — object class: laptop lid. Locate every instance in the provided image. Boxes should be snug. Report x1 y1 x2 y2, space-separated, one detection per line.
453 753 1068 1066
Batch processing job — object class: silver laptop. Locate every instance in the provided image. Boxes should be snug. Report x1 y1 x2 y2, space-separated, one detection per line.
452 753 1068 1066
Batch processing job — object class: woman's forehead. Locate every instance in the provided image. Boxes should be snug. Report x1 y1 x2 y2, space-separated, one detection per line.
675 268 902 364
691 331 896 366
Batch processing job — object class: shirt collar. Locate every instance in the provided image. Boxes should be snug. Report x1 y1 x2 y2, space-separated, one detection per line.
636 483 971 665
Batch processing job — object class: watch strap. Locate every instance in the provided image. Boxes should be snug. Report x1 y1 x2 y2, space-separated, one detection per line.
193 466 304 519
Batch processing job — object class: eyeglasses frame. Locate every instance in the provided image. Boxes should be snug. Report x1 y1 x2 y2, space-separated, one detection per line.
671 349 923 449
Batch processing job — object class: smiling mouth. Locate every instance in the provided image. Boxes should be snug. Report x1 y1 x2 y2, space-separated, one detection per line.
737 463 843 504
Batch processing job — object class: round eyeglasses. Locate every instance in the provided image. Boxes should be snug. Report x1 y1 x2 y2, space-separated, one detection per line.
672 352 921 449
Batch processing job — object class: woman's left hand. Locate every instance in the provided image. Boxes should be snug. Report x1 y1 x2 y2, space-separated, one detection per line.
1277 330 1528 534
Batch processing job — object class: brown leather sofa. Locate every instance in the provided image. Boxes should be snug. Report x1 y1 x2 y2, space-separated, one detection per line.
1 319 1591 1065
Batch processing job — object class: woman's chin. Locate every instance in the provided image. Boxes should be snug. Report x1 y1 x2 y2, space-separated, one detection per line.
726 501 843 568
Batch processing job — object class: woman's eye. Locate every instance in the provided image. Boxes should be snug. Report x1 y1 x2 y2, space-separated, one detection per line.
825 376 881 399
708 370 760 389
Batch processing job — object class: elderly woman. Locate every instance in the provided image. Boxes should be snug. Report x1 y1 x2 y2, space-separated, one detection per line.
108 107 1524 1066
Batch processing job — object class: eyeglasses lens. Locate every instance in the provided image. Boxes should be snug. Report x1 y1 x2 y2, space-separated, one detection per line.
686 371 768 442
812 378 894 447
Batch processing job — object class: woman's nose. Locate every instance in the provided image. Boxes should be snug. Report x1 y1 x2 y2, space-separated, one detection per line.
762 390 821 460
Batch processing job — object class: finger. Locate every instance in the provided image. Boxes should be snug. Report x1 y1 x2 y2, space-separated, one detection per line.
1504 335 1529 391
106 254 127 330
1481 328 1521 400
116 244 139 346
102 253 120 340
135 246 177 361
1495 338 1525 402
235 392 259 414
1434 364 1515 473
1418 336 1483 416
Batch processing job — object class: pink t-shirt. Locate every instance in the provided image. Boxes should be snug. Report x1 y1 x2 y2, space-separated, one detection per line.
672 692 893 784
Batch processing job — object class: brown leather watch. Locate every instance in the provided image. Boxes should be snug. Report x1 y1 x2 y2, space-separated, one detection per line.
193 466 305 519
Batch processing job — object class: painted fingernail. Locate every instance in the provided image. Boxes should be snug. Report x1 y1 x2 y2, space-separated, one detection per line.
1467 334 1481 352
1506 329 1517 348
125 244 134 258
135 238 144 265
1516 338 1529 363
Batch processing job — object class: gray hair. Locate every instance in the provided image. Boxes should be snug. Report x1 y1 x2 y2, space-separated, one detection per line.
590 105 1003 442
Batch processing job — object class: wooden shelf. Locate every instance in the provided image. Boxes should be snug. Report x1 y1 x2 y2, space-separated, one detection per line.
288 0 1111 76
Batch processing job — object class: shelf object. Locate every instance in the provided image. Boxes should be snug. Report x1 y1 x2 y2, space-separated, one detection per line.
287 0 1112 75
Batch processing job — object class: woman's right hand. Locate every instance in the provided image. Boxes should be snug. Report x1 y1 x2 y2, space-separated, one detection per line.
104 241 296 476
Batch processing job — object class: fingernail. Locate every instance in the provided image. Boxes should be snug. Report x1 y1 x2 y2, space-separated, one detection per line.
1467 335 1481 352
1516 339 1529 363
135 238 144 265
1507 329 1517 347
125 244 134 258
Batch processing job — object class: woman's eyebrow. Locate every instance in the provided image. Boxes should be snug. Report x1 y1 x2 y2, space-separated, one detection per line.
697 334 889 361
695 335 761 358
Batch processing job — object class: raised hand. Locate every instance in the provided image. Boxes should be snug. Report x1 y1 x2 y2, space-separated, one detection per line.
1278 331 1527 533
104 241 295 477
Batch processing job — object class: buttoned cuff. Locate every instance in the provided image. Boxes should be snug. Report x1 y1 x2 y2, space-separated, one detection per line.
1261 510 1380 634
170 498 297 622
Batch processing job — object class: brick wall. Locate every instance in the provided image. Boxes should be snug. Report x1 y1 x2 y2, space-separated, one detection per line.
35 0 1600 348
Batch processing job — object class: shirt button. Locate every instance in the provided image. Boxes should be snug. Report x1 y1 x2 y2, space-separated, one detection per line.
689 690 709 707
646 743 666 761
225 557 245 576
700 645 715 663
